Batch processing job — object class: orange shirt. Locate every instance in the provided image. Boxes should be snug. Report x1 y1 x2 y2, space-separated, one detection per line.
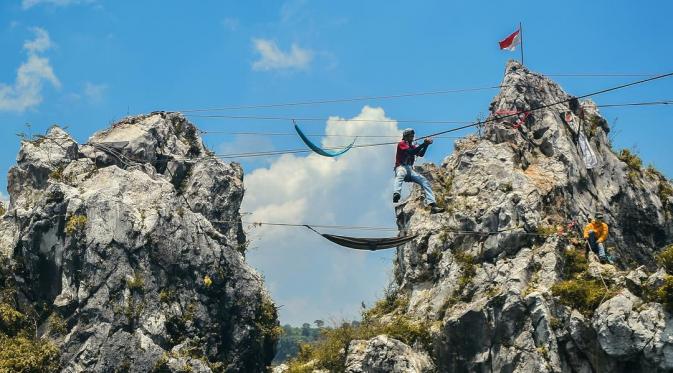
583 220 608 242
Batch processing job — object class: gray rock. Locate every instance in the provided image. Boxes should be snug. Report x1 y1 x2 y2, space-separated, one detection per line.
344 335 434 373
0 113 278 372
377 61 673 372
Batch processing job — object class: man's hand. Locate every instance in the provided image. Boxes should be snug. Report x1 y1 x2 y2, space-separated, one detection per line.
423 137 433 144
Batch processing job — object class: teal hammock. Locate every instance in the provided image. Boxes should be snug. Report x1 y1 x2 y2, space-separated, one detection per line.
293 121 355 157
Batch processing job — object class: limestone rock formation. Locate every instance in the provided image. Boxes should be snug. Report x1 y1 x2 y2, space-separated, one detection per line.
0 113 278 372
343 61 673 372
345 335 435 373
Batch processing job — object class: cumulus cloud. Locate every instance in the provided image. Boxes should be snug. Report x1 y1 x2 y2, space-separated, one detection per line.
0 27 60 112
252 38 312 71
22 0 92 9
243 106 404 325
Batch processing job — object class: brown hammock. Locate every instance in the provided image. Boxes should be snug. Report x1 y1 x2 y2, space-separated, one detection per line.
304 225 416 251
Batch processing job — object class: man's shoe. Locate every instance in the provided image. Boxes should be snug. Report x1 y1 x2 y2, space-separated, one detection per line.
429 204 445 214
393 193 401 203
599 255 608 264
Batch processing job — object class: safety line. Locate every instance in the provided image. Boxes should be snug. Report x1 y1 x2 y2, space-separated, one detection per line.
596 100 673 108
175 85 505 113
546 73 660 77
207 79 673 159
171 75 667 113
421 72 673 139
184 100 672 131
202 131 465 139
188 114 473 125
31 93 673 162
222 219 551 236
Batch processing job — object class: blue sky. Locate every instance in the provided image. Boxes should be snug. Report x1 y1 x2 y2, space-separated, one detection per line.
1 0 672 325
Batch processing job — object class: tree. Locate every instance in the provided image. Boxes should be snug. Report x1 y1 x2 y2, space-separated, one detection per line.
314 319 324 328
301 323 311 336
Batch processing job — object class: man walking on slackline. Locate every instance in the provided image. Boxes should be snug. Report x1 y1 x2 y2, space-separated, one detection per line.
393 128 445 214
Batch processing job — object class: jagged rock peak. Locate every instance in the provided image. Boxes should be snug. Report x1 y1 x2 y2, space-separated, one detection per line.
343 62 673 372
0 115 278 372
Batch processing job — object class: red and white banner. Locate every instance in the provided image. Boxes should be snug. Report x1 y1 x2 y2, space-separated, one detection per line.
499 28 521 51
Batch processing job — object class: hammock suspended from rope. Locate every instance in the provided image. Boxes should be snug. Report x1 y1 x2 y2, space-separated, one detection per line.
293 120 356 157
304 225 417 251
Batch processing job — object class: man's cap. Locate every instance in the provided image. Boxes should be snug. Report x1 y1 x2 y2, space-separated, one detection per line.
402 128 415 137
595 213 604 220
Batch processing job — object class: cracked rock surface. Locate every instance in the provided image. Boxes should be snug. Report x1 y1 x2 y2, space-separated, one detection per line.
343 61 673 372
0 113 278 372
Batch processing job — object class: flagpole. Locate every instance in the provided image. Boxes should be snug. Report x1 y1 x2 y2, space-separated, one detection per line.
519 22 524 66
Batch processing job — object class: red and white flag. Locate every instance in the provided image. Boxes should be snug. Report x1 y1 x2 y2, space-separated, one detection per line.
499 28 521 51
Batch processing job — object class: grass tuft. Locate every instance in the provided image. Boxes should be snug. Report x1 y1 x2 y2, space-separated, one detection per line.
65 215 87 235
657 245 673 275
618 149 642 171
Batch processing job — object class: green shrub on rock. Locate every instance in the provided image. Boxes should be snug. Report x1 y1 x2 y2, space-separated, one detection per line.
65 215 87 235
286 315 432 373
0 333 59 372
563 249 589 278
654 275 673 312
618 149 642 171
551 277 612 316
657 245 673 275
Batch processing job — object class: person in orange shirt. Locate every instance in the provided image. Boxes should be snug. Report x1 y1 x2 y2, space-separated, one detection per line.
583 213 609 263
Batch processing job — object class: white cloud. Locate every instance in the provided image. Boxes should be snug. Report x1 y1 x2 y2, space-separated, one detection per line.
22 27 51 52
0 192 8 204
0 27 60 112
83 82 106 103
22 0 91 9
244 106 404 325
252 38 312 71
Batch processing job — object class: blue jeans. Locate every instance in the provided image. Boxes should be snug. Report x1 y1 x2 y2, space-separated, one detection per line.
587 231 606 257
393 165 436 205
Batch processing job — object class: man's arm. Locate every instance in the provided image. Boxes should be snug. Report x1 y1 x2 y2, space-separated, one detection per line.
417 142 430 157
402 142 424 156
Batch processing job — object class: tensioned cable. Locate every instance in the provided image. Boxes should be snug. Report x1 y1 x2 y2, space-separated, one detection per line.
595 100 673 108
196 99 672 139
29 98 672 146
33 97 671 151
546 73 660 77
421 72 673 139
172 76 667 113
185 99 672 129
187 114 473 125
176 85 505 113
40 88 670 163
219 219 550 236
207 79 673 160
34 96 673 161
202 131 464 139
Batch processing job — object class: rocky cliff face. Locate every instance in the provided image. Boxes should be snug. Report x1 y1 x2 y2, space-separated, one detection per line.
0 113 278 372
343 61 673 372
